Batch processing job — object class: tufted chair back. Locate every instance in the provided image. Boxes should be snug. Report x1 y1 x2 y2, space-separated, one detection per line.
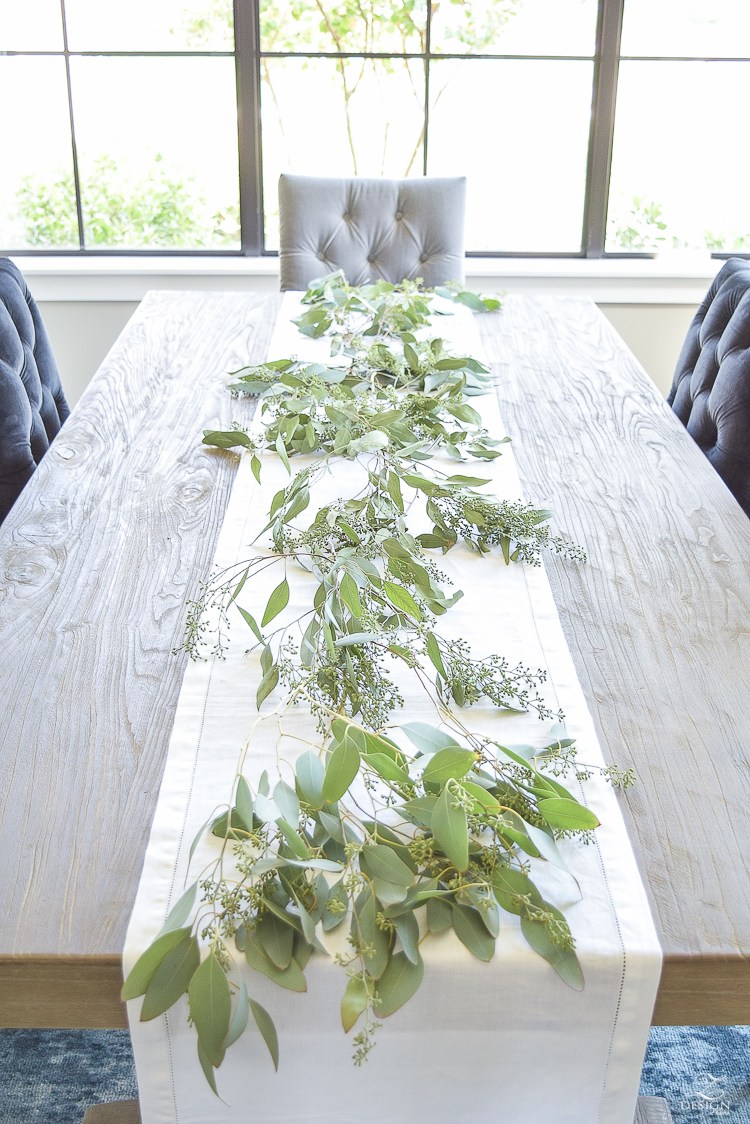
0 258 69 524
669 258 750 516
278 174 466 292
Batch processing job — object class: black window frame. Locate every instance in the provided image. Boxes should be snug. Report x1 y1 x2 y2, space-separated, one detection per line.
2 0 743 259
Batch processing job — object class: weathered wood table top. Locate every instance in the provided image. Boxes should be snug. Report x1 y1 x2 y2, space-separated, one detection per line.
1 290 748 1029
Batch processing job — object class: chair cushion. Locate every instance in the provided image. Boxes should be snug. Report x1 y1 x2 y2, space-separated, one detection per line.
0 258 69 523
669 258 750 516
279 175 466 291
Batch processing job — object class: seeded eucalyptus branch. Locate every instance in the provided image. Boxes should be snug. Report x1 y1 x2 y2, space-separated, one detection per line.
127 276 628 1095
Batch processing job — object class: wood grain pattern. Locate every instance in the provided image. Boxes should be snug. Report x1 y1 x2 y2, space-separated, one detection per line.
0 291 281 989
478 297 750 1023
0 955 126 1027
82 1102 140 1124
2 292 748 1029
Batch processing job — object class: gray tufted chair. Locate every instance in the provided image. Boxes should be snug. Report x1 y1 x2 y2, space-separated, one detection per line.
0 258 69 524
668 258 750 517
278 174 466 292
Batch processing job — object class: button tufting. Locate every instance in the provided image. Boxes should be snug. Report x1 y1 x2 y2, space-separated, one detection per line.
395 211 403 221
343 212 351 221
420 253 428 262
317 251 325 260
368 256 375 263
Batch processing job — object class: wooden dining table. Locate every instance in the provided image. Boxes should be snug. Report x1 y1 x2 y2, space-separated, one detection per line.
1 287 749 1042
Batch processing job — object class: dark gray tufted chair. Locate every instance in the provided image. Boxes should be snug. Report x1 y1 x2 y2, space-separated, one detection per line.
0 258 69 524
278 174 466 291
669 258 750 517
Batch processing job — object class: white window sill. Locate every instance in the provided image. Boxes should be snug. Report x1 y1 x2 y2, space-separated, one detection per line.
10 252 722 305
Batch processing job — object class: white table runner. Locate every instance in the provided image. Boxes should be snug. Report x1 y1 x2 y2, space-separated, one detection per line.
125 294 661 1124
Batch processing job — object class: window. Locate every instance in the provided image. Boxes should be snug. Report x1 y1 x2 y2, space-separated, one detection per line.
1 0 748 257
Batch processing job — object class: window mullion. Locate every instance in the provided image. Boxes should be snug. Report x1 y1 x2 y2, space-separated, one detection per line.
59 0 85 250
582 0 624 257
234 0 263 255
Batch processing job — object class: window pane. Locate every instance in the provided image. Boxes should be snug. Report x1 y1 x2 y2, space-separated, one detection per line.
621 0 750 59
261 57 425 250
64 0 234 51
427 59 592 252
607 62 750 252
69 57 240 249
0 57 78 249
259 0 427 55
0 0 63 50
430 0 597 57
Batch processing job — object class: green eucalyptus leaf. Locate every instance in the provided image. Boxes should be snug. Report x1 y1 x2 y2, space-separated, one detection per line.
157 883 197 937
244 931 307 992
292 893 318 946
524 821 577 880
237 605 263 642
275 433 291 474
202 429 251 450
492 867 544 916
537 797 600 831
188 952 231 1068
319 808 345 842
425 631 447 678
520 904 584 991
281 486 310 525
322 878 349 931
295 750 326 810
256 911 295 969
454 289 488 312
341 974 369 1033
421 747 477 785
273 780 300 825
261 579 290 627
122 927 190 1001
197 1040 218 1095
348 430 389 455
361 752 409 784
235 777 254 830
256 665 279 710
339 572 362 616
351 889 390 979
383 581 421 620
278 856 343 872
250 998 280 1070
359 844 414 887
374 950 424 1017
426 896 453 932
277 818 309 858
334 632 381 647
399 723 461 755
140 934 200 1021
451 902 495 962
322 734 360 803
393 910 420 965
399 795 437 827
463 885 501 938
293 931 314 970
223 976 249 1049
432 785 469 872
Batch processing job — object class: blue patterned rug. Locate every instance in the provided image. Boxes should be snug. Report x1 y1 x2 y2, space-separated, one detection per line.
0 1026 748 1122
641 1027 750 1123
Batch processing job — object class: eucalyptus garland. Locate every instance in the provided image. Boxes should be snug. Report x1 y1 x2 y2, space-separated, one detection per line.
122 274 632 1092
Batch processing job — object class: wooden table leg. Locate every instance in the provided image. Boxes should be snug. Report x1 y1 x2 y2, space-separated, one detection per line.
81 1101 140 1124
